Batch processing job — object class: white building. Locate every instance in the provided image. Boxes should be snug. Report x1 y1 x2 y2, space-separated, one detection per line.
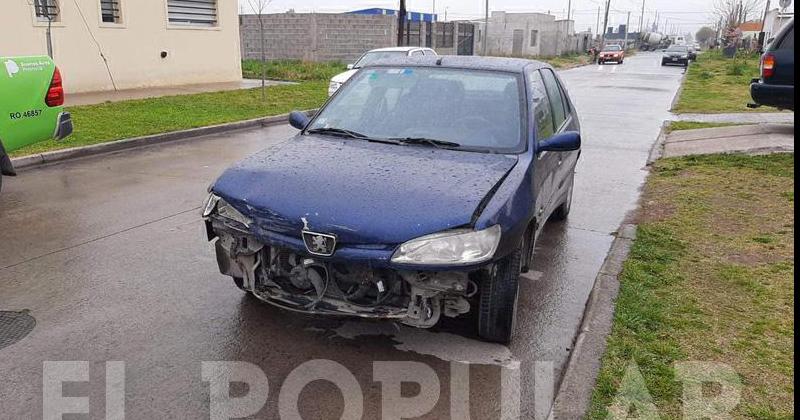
1 0 242 93
476 12 587 57
763 9 794 45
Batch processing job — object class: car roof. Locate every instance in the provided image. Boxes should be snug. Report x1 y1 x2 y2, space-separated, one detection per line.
368 46 430 52
361 55 548 73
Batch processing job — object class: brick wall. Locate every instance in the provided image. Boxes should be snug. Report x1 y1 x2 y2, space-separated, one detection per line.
240 13 398 62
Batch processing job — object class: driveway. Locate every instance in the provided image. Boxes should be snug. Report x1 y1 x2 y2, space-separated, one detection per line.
0 52 683 419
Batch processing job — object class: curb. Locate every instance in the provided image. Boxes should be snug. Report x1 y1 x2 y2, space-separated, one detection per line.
646 120 670 165
11 110 316 171
668 64 689 112
548 224 637 420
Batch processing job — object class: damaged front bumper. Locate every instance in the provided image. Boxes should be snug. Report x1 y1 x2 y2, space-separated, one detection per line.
205 215 479 328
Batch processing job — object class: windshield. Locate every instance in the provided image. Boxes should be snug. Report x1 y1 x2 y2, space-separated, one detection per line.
666 46 688 52
308 67 524 152
354 51 408 68
603 45 622 51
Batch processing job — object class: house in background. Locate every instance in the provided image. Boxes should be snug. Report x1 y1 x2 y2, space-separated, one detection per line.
477 11 587 57
1 0 241 93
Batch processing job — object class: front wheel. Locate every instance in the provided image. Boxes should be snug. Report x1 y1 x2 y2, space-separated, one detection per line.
478 249 522 344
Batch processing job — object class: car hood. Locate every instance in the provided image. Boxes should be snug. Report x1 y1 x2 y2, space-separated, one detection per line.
212 135 519 245
331 69 358 84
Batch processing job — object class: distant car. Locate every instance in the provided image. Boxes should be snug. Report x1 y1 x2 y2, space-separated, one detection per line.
204 56 582 343
687 46 698 61
750 19 794 111
661 45 690 67
328 47 438 96
0 55 73 192
598 44 624 64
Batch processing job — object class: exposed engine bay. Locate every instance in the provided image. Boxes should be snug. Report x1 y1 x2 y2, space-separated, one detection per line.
211 226 478 328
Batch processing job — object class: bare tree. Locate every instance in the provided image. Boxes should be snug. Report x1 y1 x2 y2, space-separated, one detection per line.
247 0 273 100
712 0 762 48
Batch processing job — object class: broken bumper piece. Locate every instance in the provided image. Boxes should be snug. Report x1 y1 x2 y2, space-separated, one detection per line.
207 217 476 328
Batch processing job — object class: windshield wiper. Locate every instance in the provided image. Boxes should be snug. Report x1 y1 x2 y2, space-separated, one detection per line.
306 127 371 139
389 137 462 149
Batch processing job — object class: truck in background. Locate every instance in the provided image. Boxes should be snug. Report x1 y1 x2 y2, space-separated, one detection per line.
0 55 72 192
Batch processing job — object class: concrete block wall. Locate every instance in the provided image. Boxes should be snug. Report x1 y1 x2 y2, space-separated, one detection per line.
240 13 397 62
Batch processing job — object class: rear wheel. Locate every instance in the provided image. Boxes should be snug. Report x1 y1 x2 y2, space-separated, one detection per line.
233 276 246 291
478 249 522 344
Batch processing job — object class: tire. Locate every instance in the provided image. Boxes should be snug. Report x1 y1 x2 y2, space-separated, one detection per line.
233 276 246 291
478 249 522 344
552 172 575 222
520 225 536 273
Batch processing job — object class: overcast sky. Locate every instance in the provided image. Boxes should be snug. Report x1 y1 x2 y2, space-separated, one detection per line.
238 0 794 35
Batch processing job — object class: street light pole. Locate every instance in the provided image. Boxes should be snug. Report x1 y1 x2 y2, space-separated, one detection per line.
483 0 489 55
639 0 645 32
567 0 572 21
624 11 631 49
600 0 611 47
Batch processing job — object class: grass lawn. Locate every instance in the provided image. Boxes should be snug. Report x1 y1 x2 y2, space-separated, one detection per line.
665 121 749 133
589 153 794 419
242 59 346 82
673 51 773 114
11 82 328 157
539 53 593 69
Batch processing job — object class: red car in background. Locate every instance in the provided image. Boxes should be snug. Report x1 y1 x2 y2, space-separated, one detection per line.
598 45 624 64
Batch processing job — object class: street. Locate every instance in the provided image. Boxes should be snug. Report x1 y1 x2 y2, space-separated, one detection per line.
0 52 685 419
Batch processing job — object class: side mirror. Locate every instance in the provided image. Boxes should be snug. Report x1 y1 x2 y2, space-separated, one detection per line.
538 131 581 153
347 64 355 70
289 111 310 130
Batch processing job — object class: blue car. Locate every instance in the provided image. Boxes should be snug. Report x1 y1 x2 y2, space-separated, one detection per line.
203 56 581 343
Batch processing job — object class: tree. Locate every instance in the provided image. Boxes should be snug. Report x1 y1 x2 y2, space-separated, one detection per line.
247 0 273 101
696 26 717 44
713 0 760 48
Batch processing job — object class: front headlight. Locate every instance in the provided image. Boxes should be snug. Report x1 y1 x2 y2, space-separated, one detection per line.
202 193 252 227
391 225 502 266
681 55 688 59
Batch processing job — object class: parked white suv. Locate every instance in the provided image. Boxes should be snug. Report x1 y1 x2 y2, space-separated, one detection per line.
328 47 438 96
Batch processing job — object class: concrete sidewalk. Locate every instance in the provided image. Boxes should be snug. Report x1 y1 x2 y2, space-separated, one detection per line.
673 112 794 124
66 79 291 107
662 123 794 158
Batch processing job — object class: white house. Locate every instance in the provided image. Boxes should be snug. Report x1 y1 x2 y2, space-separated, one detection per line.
1 0 242 93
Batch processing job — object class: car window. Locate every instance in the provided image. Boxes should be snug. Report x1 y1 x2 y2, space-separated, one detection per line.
410 50 424 56
603 45 621 51
309 67 524 152
778 26 794 49
423 49 436 55
540 69 567 131
528 70 554 140
353 51 408 68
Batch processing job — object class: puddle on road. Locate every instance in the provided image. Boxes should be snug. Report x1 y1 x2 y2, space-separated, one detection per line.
331 321 519 369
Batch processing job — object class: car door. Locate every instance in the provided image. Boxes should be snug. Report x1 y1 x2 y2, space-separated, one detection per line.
540 68 579 203
527 68 559 226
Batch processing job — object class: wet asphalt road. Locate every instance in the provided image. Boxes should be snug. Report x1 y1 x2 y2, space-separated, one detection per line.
0 52 684 419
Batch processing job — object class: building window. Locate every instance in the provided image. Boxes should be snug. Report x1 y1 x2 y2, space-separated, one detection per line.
100 0 122 24
530 30 538 47
34 0 60 22
167 0 218 27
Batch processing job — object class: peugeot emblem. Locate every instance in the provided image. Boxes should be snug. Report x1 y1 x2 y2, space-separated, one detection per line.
301 217 336 257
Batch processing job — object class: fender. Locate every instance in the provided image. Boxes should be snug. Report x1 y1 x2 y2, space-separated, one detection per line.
0 140 17 176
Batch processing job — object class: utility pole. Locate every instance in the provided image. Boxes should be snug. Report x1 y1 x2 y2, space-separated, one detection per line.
567 0 572 21
600 0 611 47
624 11 631 49
483 0 489 55
595 6 601 39
759 0 771 50
397 0 407 46
638 0 645 32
